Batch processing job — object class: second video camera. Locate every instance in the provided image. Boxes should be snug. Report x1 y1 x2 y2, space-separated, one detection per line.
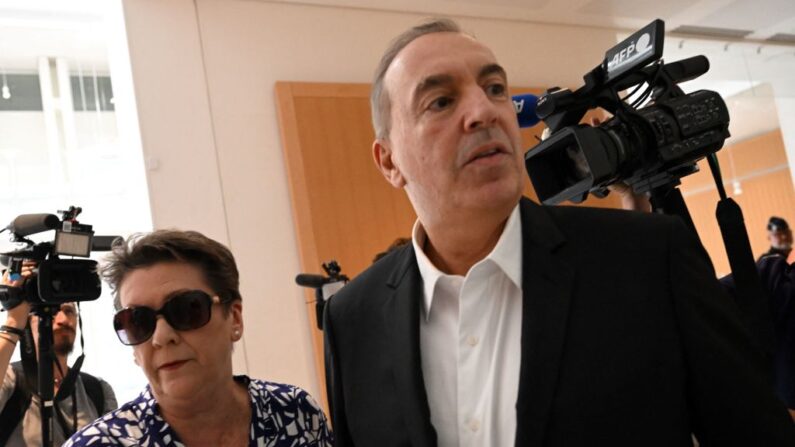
0 206 118 308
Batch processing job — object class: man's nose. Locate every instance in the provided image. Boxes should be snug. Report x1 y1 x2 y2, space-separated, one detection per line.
462 88 499 132
54 311 69 325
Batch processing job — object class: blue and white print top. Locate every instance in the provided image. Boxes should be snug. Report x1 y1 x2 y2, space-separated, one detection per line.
64 376 333 446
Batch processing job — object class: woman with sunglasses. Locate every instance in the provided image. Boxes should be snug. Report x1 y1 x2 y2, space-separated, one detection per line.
64 230 332 446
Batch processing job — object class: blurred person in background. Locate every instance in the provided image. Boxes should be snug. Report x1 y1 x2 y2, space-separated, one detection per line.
760 216 793 261
0 262 117 447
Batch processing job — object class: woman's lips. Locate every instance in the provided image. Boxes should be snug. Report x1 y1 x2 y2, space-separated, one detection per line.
159 360 188 371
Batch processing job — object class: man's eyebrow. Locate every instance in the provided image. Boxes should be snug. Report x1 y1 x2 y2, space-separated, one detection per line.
412 74 454 105
479 63 507 81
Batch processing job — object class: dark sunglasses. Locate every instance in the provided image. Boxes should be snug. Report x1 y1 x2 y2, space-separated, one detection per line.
113 290 222 346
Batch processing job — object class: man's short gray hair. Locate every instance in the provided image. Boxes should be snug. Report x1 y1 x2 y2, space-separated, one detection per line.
370 18 462 140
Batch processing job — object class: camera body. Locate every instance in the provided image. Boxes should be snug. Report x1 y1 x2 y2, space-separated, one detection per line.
525 19 730 205
0 207 107 308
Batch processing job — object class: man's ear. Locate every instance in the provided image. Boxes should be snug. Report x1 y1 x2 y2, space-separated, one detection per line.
373 139 406 188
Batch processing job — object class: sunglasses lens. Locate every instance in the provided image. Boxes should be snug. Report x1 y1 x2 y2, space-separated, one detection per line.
114 307 156 346
162 290 213 331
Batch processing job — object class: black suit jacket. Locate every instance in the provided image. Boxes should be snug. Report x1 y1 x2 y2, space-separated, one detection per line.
324 198 795 446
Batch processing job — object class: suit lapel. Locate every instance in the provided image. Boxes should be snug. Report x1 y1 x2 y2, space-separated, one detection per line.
515 198 576 446
384 246 437 447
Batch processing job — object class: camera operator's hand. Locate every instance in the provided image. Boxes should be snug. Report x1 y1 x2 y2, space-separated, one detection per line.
608 183 652 213
583 117 652 213
2 261 36 328
1 261 34 380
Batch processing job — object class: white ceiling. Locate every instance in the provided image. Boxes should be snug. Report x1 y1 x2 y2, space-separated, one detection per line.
260 0 795 41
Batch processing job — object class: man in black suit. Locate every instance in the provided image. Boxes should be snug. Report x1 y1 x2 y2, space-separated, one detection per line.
323 18 795 446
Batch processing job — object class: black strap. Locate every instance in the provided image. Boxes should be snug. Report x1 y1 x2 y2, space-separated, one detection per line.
79 372 105 414
0 363 106 444
48 356 104 437
0 325 25 337
716 197 776 357
0 362 34 446
52 395 76 438
19 320 38 393
55 353 84 402
706 154 775 359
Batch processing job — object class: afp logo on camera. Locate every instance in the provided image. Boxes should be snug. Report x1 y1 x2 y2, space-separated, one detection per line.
603 19 663 82
607 32 652 73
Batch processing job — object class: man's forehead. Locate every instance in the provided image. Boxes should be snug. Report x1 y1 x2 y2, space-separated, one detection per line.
385 32 500 90
59 302 77 315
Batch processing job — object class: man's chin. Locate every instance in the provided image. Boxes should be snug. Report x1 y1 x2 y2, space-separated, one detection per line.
468 179 523 209
53 338 75 356
53 345 74 356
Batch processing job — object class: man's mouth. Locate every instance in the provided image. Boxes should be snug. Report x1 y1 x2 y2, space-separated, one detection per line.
474 148 501 159
466 143 509 164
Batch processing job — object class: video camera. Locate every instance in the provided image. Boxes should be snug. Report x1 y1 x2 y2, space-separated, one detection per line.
0 206 120 446
296 260 349 331
525 19 730 205
0 206 119 309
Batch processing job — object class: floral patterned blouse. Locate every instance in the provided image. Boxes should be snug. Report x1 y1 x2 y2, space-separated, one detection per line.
64 376 333 446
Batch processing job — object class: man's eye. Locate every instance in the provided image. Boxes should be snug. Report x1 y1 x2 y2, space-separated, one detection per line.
429 96 454 111
486 83 507 97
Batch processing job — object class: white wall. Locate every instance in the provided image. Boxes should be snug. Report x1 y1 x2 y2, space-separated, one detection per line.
120 0 620 398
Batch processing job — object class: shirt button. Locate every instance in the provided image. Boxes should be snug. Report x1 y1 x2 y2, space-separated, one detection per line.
467 336 479 347
468 419 480 432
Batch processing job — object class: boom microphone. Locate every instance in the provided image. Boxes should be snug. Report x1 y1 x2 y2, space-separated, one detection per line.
512 94 541 128
295 273 328 288
7 214 60 237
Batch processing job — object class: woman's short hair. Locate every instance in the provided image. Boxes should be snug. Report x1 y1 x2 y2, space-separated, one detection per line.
101 230 242 313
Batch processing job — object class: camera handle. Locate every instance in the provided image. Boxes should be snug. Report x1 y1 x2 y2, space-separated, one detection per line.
707 154 775 358
649 160 774 360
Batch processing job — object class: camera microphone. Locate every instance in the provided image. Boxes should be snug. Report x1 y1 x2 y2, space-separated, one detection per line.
295 273 328 288
6 214 60 237
661 55 709 84
513 94 541 128
613 55 709 91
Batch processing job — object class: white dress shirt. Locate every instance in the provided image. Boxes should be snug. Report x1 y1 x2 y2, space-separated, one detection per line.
413 205 523 447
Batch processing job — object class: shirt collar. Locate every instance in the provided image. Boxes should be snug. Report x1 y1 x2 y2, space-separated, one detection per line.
412 204 522 320
412 221 446 321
